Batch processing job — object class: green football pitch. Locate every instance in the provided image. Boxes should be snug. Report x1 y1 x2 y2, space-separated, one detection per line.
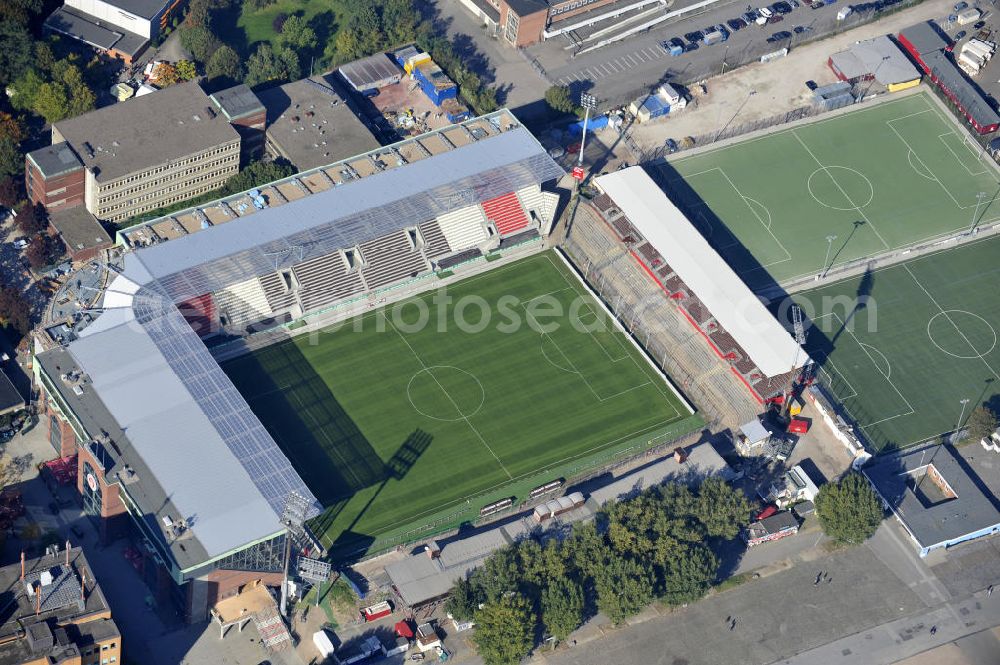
793 235 1000 451
222 251 700 555
657 92 1000 290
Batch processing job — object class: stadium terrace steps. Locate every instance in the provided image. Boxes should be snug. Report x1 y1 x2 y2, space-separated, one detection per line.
436 204 489 250
293 252 366 313
482 192 530 236
516 185 545 219
218 277 273 324
258 272 299 312
360 231 430 289
418 220 452 258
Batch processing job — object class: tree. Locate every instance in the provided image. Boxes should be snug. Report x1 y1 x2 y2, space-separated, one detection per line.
0 113 23 144
206 45 242 86
593 556 655 624
694 476 753 540
540 577 584 642
967 405 999 443
815 473 883 544
16 203 48 236
279 15 317 52
243 0 277 10
0 177 20 208
0 136 21 180
9 69 45 114
444 577 482 621
180 25 221 62
25 233 65 270
476 547 521 603
382 0 420 45
0 22 34 88
221 160 295 195
472 595 534 665
153 62 182 87
244 44 300 87
62 65 96 118
176 60 198 81
544 85 577 115
0 0 44 25
0 286 31 336
659 541 717 606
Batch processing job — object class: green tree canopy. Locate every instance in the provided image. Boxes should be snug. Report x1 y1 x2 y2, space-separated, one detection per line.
0 137 22 180
540 577 584 642
180 25 221 63
244 44 301 87
279 15 317 52
694 476 753 539
444 577 482 622
0 21 34 87
815 473 883 544
472 595 535 665
544 85 577 115
206 45 242 86
221 160 296 196
594 556 655 624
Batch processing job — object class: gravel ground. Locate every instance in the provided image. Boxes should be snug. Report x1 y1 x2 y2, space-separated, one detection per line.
627 0 961 149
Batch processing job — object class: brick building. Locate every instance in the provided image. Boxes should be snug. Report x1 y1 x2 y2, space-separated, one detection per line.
0 546 121 665
460 0 623 46
209 84 267 166
44 0 184 64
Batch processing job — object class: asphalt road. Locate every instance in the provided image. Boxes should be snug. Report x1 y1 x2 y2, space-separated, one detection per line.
526 0 903 106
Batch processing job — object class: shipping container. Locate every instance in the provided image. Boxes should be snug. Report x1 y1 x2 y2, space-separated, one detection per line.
963 39 994 60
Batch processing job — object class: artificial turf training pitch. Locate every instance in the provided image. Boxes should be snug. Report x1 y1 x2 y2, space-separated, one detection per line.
793 234 1000 452
222 251 700 554
657 91 1000 290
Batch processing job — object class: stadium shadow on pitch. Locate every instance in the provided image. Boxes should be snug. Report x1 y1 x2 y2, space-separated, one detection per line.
227 341 389 505
646 162 782 297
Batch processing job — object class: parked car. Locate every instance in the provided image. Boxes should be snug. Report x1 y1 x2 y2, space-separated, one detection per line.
684 29 705 42
684 41 700 51
954 1 969 11
767 30 793 42
727 17 747 30
664 138 679 153
767 14 785 23
805 79 818 90
955 30 967 40
771 1 794 14
794 25 807 33
974 20 986 29
758 6 774 17
743 10 759 22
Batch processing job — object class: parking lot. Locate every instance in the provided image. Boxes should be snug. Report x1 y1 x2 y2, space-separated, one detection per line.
526 0 914 105
945 2 1000 109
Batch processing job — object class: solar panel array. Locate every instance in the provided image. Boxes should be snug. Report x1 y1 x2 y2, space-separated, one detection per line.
136 287 319 519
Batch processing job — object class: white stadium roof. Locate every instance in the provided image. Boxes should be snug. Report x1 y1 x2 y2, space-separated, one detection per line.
595 167 809 378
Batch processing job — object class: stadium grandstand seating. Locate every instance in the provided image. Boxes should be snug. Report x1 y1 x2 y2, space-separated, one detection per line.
436 204 490 250
418 220 453 259
259 272 299 312
215 278 274 330
177 293 217 336
359 231 430 289
482 192 530 236
515 185 554 225
292 251 366 312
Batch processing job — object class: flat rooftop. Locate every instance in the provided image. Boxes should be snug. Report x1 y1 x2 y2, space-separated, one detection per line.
45 6 148 56
257 74 380 171
339 53 402 92
25 141 83 179
50 206 113 256
865 444 1000 549
210 84 265 122
78 0 172 20
52 80 239 183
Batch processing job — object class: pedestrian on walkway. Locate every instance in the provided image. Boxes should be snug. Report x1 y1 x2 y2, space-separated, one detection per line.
930 626 937 635
988 585 994 597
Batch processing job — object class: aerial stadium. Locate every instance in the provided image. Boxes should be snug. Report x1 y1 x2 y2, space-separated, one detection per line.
35 110 725 621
